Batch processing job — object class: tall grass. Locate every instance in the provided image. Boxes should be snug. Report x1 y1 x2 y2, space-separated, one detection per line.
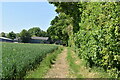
25 46 63 78
2 42 58 78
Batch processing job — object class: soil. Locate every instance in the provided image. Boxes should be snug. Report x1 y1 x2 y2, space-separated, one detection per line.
44 48 69 78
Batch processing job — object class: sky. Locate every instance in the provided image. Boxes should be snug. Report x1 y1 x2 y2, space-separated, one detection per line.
1 2 58 33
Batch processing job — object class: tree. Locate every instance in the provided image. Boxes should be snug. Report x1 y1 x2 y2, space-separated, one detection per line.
41 31 48 37
28 27 41 37
49 2 81 33
28 27 48 37
7 31 16 40
49 1 120 77
1 32 6 37
47 13 72 46
16 33 20 38
20 29 31 43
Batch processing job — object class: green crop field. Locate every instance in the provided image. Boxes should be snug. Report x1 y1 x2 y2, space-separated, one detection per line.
1 42 58 78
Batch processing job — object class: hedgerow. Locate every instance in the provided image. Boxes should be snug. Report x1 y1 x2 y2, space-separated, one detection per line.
74 2 120 77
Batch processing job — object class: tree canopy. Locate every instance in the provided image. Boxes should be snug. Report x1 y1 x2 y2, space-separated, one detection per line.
20 29 31 43
1 32 6 37
7 31 16 40
28 27 48 37
47 13 73 45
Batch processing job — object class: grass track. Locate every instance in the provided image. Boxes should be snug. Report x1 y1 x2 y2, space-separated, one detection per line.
67 47 111 78
25 46 63 78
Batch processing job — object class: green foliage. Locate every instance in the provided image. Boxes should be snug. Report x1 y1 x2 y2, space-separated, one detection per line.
49 1 120 77
49 2 82 33
47 13 73 45
2 42 58 78
67 47 111 78
20 29 31 43
28 27 48 37
7 31 16 40
1 32 6 37
67 47 83 78
16 33 20 38
74 2 120 77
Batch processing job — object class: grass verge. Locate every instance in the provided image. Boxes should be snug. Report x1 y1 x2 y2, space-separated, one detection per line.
25 46 63 78
67 47 111 78
67 47 83 78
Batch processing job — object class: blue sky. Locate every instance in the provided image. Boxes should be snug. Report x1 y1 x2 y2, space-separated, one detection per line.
2 2 57 33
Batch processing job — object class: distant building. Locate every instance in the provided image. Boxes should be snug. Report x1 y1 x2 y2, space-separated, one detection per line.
54 40 62 45
30 37 50 44
14 37 21 43
0 37 13 42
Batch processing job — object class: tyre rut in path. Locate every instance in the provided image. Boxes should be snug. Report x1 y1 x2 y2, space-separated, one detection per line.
44 48 69 78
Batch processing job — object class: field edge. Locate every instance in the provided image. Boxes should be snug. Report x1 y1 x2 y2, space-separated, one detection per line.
25 46 63 78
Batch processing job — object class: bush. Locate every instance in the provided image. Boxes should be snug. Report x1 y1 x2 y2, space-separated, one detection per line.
74 2 120 77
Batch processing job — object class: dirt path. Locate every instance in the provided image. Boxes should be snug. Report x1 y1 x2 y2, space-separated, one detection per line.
45 48 69 78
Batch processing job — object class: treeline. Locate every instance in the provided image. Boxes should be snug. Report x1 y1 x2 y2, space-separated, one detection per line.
47 13 73 46
49 2 120 77
1 27 48 43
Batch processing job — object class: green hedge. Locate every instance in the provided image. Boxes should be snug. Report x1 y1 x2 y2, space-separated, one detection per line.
74 2 120 77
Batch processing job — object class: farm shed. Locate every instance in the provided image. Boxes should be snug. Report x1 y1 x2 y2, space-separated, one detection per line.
14 37 21 43
54 40 62 45
0 37 13 42
30 37 50 44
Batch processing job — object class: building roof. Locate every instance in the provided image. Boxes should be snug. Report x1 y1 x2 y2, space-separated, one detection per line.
0 37 12 40
31 37 49 40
